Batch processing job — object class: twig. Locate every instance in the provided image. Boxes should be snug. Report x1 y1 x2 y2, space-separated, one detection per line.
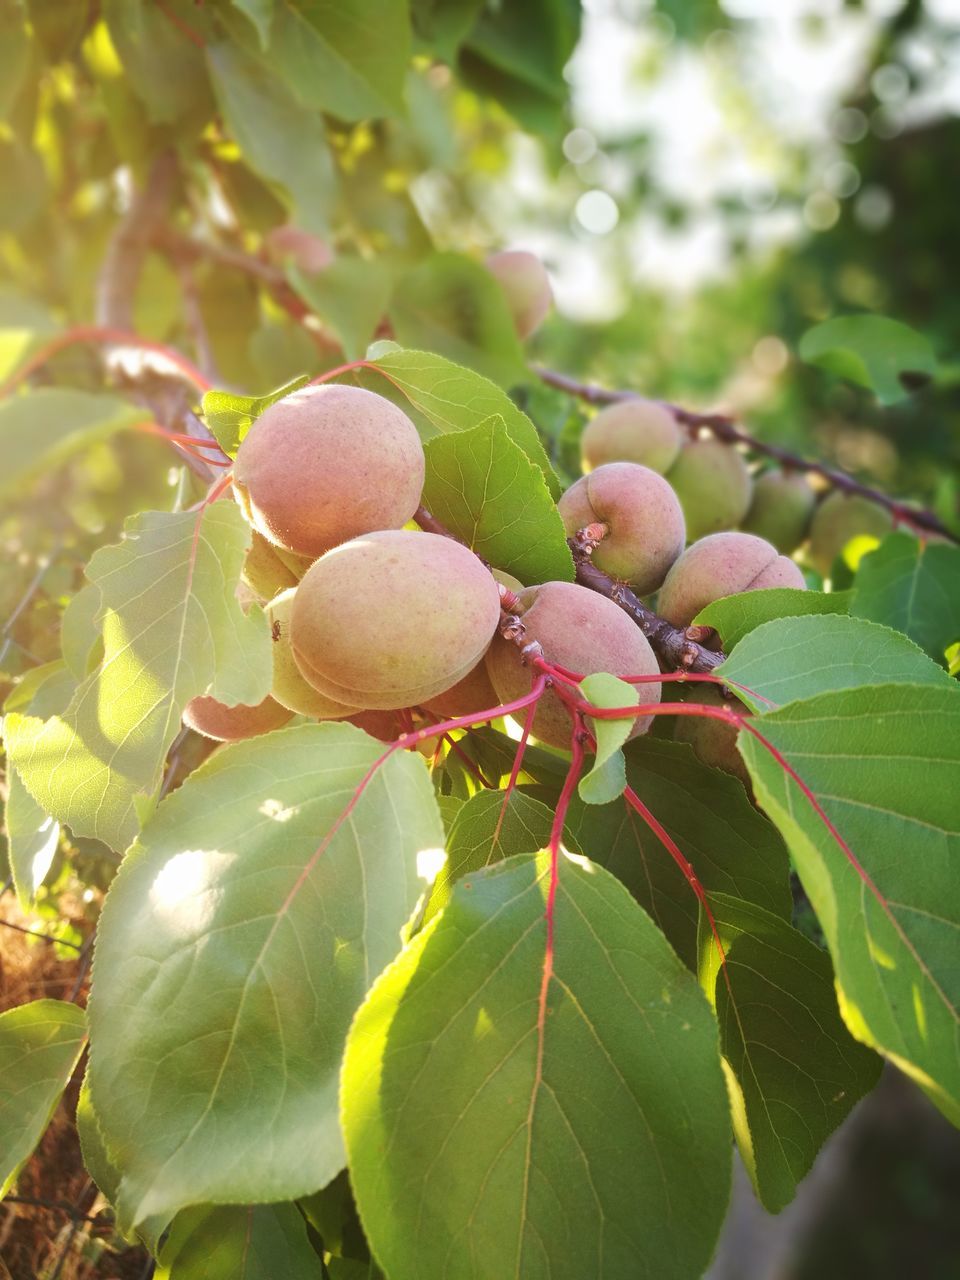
534 364 959 545
175 260 220 385
3 1195 108 1224
0 919 84 950
97 152 178 332
0 541 62 667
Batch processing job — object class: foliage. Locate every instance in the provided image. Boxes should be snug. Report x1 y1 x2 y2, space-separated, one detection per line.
0 3 958 1279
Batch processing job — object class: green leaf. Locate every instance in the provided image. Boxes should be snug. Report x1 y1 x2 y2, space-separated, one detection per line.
0 390 145 499
5 767 60 910
367 347 560 497
739 682 960 1124
87 722 443 1230
5 503 272 851
424 788 558 922
411 0 483 61
207 38 338 234
578 672 639 805
289 258 392 361
421 417 573 585
0 2 30 121
699 895 881 1212
61 581 103 679
342 852 731 1280
201 374 309 456
851 532 960 663
0 289 58 384
0 136 47 233
798 315 938 405
388 253 527 389
230 0 274 48
694 588 851 652
564 738 792 970
718 614 955 713
249 0 410 121
157 1203 324 1279
104 0 212 125
0 1000 87 1197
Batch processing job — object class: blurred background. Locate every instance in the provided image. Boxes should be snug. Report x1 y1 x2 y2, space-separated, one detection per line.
1 0 958 1276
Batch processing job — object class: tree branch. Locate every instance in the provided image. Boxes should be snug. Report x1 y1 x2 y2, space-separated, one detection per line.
534 364 959 545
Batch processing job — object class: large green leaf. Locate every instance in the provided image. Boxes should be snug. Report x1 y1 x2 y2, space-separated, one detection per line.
290 258 392 361
342 852 731 1280
388 253 527 389
157 1203 324 1279
367 347 560 496
5 766 60 910
0 389 145 499
699 895 881 1212
249 0 410 121
564 738 792 969
694 588 851 652
411 0 483 62
207 38 338 233
798 314 937 405
719 613 954 713
739 682 960 1123
0 1000 87 1197
104 0 212 125
5 503 272 850
87 722 443 1230
422 417 572 585
851 532 960 663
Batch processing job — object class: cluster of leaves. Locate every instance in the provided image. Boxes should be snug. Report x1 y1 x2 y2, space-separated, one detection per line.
1 3 959 1279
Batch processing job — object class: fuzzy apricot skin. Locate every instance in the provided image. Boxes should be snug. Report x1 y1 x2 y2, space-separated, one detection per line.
266 589 357 719
183 694 294 742
233 384 425 558
673 686 751 786
666 440 753 542
741 469 816 554
656 531 806 627
485 250 553 339
580 399 683 475
558 462 686 594
808 491 894 576
291 530 502 712
485 580 661 750
421 657 499 719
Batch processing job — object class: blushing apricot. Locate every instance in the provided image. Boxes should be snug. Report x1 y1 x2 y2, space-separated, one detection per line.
485 249 553 339
183 694 293 742
657 531 806 627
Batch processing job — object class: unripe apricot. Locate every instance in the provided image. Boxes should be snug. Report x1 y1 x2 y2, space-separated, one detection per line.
485 249 553 339
558 462 686 593
673 686 750 786
183 693 293 742
485 580 661 750
580 399 682 475
266 589 357 719
741 468 816 554
808 491 894 576
291 530 501 711
666 440 753 542
421 656 499 719
657 532 806 627
242 531 300 601
233 383 425 558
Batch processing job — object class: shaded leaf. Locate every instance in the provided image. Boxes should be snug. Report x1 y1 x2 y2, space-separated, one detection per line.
104 0 212 126
851 532 960 663
157 1203 324 1279
87 722 443 1230
699 895 881 1212
290 258 392 361
342 852 731 1280
798 314 937 405
421 417 573 585
0 1000 86 1197
5 767 59 910
694 588 851 652
739 682 960 1124
719 614 954 713
6 503 272 850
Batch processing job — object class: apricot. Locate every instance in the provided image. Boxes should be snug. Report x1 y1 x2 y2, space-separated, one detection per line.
558 462 686 593
666 440 753 542
264 224 334 274
242 530 300 600
485 580 661 750
183 693 293 742
233 383 425 558
808 491 894 576
485 249 553 339
673 686 750 786
347 709 405 743
266 589 356 719
657 532 806 627
741 468 816 554
291 530 501 711
421 657 499 719
580 399 683 475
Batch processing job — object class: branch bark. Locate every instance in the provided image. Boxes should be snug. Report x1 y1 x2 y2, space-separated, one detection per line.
534 363 959 545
